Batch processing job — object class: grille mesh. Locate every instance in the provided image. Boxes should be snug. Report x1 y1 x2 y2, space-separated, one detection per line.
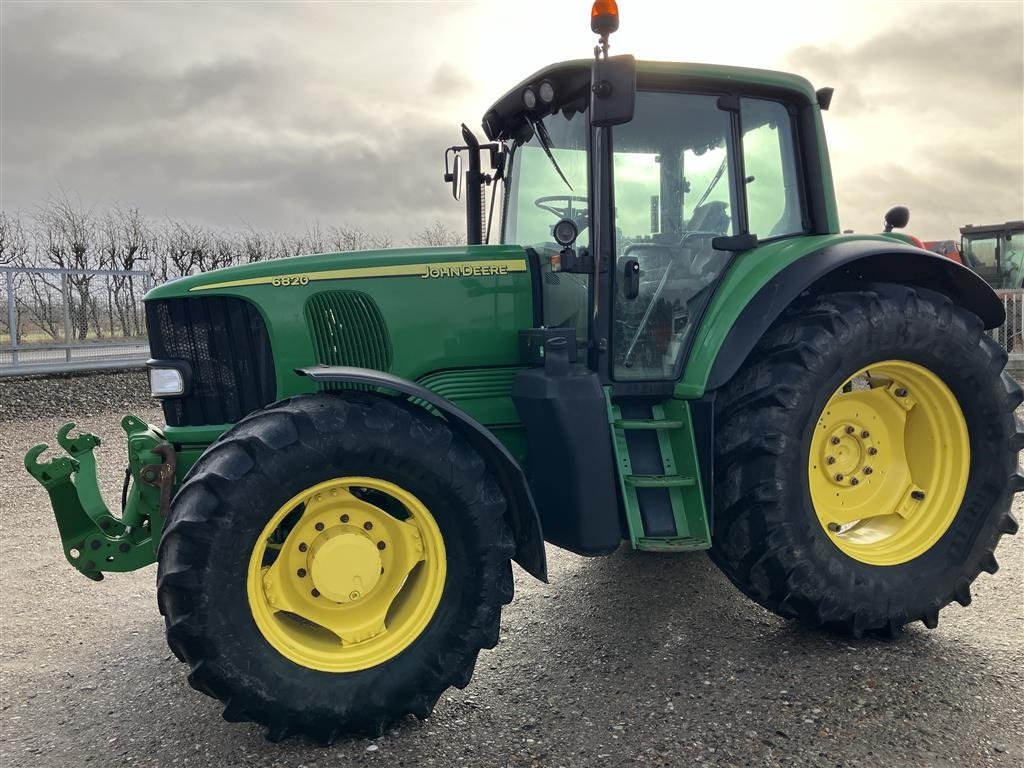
145 296 276 426
305 291 392 371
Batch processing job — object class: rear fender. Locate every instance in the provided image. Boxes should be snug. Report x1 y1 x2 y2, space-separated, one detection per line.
297 365 548 582
699 240 1003 393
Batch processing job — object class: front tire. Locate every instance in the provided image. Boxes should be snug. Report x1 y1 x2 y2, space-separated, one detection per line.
156 393 514 741
710 286 1023 636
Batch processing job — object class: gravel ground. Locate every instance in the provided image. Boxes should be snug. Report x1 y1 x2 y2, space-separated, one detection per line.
1 371 1022 767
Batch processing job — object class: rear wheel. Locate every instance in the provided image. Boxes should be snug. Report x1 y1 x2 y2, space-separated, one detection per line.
710 286 1022 636
157 393 514 741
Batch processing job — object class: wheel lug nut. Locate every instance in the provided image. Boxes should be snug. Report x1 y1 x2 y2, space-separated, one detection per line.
315 522 325 532
311 588 320 598
826 456 836 465
830 437 841 445
297 568 307 578
364 521 373 531
863 466 873 475
827 522 842 533
867 447 878 455
850 477 859 486
861 430 870 438
895 387 908 397
845 426 855 434
298 542 308 552
911 490 926 501
835 474 844 482
377 541 386 550
340 514 350 523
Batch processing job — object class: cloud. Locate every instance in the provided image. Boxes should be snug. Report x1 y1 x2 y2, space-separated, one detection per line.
1 0 1021 245
0 2 469 240
783 3 1023 237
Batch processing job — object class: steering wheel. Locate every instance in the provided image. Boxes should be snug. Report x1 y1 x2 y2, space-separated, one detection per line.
534 195 589 220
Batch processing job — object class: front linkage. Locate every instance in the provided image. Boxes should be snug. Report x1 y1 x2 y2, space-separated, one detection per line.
24 416 171 581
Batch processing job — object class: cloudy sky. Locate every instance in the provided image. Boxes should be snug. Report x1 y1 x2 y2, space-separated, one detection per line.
2 0 1022 243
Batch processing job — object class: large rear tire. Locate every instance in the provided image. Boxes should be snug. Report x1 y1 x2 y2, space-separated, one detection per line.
156 393 514 741
709 286 1022 636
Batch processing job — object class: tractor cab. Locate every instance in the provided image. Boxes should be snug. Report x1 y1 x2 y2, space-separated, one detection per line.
960 221 1024 290
455 13 837 390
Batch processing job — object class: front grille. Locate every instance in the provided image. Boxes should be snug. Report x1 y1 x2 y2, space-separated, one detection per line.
146 296 277 427
305 291 392 371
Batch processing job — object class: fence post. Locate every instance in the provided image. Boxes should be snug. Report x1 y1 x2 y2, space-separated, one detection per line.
62 271 73 362
5 270 18 367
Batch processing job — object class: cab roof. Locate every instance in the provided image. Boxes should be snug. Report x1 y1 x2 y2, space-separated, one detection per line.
482 58 820 142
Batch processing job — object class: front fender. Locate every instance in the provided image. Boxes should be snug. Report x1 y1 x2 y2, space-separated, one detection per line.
297 365 548 582
679 235 1003 397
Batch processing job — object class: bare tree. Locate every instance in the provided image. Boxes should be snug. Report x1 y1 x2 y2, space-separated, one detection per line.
327 225 393 252
0 212 31 344
101 206 152 337
412 219 464 247
34 192 99 340
160 219 214 280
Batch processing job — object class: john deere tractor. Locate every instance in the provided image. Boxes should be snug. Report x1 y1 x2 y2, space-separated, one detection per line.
25 2 1022 742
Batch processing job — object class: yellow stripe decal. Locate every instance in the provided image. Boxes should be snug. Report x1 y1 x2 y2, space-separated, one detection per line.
189 259 529 292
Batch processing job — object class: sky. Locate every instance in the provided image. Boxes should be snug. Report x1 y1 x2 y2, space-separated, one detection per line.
1 0 1022 243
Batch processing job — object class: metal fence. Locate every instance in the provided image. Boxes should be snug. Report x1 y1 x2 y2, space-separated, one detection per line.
991 289 1024 364
1 267 153 376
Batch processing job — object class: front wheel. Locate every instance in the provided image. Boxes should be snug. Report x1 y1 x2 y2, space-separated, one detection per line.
156 393 514 741
710 286 1022 636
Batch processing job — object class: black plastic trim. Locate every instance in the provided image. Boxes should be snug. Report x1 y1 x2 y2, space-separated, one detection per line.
296 365 548 582
706 241 1006 391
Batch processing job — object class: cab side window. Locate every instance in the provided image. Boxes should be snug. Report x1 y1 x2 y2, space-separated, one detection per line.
741 98 804 239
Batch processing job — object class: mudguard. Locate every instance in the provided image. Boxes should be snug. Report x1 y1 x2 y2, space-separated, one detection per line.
705 240 1004 391
297 365 548 582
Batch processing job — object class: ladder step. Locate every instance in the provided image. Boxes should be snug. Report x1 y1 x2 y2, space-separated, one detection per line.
614 419 685 431
637 536 710 552
624 474 696 488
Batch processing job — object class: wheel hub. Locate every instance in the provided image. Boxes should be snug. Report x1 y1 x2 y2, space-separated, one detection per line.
807 360 969 566
818 424 880 487
246 477 446 672
309 531 382 603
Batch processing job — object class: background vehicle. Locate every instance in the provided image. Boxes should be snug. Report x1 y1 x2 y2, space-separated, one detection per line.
960 220 1024 289
25 1 1021 742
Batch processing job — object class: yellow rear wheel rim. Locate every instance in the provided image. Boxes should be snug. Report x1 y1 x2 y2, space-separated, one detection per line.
247 477 446 672
808 360 969 566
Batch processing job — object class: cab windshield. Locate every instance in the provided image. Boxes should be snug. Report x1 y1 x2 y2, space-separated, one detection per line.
502 110 590 341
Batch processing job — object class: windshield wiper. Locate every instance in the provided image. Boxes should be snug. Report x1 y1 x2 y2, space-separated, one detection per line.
531 119 573 192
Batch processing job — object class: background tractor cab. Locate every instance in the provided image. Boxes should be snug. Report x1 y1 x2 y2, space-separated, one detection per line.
960 221 1024 289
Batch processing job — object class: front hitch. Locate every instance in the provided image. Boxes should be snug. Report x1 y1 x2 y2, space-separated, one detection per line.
24 415 171 580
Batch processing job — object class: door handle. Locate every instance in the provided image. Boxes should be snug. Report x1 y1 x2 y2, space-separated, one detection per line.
623 258 640 300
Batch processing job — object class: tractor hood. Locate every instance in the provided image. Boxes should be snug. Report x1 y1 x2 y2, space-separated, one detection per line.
142 244 536 413
144 245 530 299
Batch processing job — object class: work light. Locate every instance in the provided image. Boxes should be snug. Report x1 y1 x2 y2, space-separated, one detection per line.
149 366 185 397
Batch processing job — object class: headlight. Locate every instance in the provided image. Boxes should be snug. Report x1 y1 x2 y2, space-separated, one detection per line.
147 360 190 398
538 80 555 104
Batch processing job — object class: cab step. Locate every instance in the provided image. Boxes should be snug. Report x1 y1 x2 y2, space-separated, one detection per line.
613 419 685 431
607 394 711 553
624 474 696 488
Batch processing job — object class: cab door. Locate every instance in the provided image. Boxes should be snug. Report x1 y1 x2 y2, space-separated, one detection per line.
607 93 807 382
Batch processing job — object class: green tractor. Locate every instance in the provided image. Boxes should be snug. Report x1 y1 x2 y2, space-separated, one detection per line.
25 3 1022 743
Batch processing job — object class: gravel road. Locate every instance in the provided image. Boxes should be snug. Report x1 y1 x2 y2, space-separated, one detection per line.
1 372 1022 767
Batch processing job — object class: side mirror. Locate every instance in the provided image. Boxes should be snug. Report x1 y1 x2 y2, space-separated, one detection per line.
623 257 640 299
450 154 464 201
591 54 636 128
883 205 910 232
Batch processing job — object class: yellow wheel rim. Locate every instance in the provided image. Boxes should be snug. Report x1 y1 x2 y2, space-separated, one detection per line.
247 477 446 672
808 360 969 566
